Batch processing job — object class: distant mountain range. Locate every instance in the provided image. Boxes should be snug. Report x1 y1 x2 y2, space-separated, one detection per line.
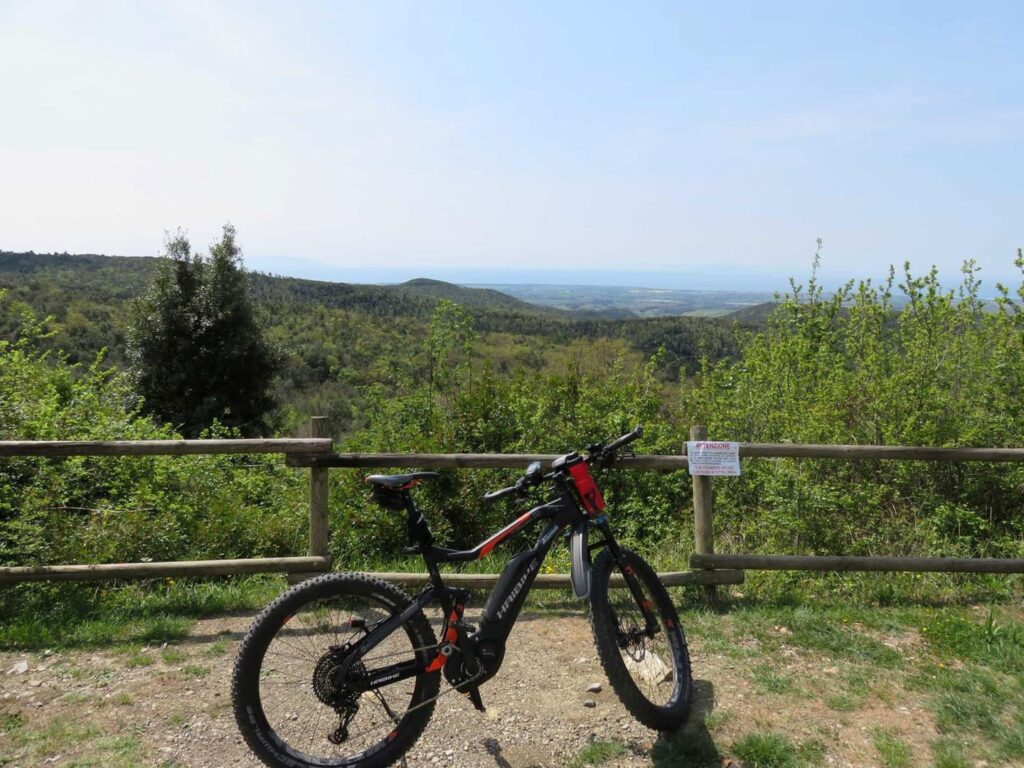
0 250 774 322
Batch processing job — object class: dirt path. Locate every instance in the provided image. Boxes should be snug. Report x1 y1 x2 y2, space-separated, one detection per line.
1 607 941 768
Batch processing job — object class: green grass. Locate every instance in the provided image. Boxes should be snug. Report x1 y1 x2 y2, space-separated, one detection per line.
930 738 970 768
61 692 100 705
655 598 1024 767
204 638 230 657
683 612 739 656
161 647 187 664
123 648 155 668
703 709 732 731
920 608 1024 674
741 607 905 667
64 733 146 767
0 713 25 734
4 717 104 763
902 609 1024 763
825 692 860 711
730 731 824 768
0 576 284 650
731 732 795 768
683 599 1024 766
911 665 1005 736
749 663 796 695
873 729 912 768
840 666 875 696
568 740 628 766
182 664 209 678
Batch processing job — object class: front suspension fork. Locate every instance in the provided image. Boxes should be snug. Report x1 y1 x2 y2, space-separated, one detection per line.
596 519 660 636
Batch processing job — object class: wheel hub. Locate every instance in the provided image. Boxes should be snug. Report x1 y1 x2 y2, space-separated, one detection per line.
617 616 648 661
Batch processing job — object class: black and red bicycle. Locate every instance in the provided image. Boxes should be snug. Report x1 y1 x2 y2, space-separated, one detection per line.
232 426 692 768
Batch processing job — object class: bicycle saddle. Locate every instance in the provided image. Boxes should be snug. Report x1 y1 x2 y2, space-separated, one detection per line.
364 472 440 490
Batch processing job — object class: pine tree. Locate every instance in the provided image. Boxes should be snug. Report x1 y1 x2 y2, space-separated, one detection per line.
129 225 281 436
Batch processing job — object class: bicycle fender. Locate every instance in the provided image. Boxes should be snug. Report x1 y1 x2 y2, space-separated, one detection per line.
570 522 591 599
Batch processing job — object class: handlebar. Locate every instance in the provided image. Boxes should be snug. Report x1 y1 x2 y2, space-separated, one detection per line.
482 426 644 502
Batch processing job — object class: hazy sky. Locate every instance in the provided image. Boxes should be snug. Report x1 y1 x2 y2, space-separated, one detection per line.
1 1 1022 289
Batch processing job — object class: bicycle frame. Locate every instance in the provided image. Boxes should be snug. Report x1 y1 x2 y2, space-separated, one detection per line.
340 444 659 699
338 491 585 692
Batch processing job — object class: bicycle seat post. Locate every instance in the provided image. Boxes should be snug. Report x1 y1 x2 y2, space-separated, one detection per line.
403 491 434 553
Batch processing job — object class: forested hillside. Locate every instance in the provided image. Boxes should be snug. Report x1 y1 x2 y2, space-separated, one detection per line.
0 250 739 433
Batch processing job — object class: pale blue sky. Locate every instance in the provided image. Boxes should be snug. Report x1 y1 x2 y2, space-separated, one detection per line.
1 1 1021 289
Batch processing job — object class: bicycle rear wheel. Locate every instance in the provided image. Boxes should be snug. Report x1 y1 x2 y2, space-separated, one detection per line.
232 573 440 768
589 548 692 731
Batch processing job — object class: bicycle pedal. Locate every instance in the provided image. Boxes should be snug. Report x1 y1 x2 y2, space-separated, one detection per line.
466 686 486 712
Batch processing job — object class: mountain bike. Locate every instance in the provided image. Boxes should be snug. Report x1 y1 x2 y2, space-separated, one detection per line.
232 426 692 768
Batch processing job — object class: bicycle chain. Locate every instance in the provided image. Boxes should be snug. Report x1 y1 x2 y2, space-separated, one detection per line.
334 639 482 717
404 666 485 715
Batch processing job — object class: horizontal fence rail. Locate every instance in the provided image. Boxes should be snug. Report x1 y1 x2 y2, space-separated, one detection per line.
0 557 332 583
368 570 744 589
0 438 333 457
286 452 689 470
286 443 1024 470
737 443 1024 462
691 554 1024 574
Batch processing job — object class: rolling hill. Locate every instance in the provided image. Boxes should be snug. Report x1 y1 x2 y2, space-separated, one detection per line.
0 250 744 433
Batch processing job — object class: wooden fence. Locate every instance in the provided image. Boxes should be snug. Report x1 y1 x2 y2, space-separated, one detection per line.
2 418 1023 587
683 426 1024 579
0 421 334 584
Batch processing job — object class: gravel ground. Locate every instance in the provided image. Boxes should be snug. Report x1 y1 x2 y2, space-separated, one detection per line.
0 602 941 767
0 608 667 768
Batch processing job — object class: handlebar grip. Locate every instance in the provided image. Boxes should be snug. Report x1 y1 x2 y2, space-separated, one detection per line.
605 424 644 453
484 484 518 502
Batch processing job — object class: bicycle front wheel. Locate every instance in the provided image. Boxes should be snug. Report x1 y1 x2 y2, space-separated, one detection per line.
589 548 692 731
232 573 441 768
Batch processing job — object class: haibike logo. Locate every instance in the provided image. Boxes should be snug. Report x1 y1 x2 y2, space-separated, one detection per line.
497 559 539 620
372 671 400 685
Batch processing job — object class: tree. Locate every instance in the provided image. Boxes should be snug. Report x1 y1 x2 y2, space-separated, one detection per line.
129 225 281 436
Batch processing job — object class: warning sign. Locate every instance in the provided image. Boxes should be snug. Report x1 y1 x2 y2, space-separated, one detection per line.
686 441 741 476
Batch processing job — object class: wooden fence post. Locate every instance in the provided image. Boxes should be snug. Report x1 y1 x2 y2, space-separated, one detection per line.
689 425 716 599
308 416 332 565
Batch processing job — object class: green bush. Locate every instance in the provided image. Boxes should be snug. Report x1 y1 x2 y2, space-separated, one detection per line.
683 255 1024 564
327 301 691 566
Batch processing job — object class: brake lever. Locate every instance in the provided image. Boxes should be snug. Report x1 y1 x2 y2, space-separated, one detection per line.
593 443 635 469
